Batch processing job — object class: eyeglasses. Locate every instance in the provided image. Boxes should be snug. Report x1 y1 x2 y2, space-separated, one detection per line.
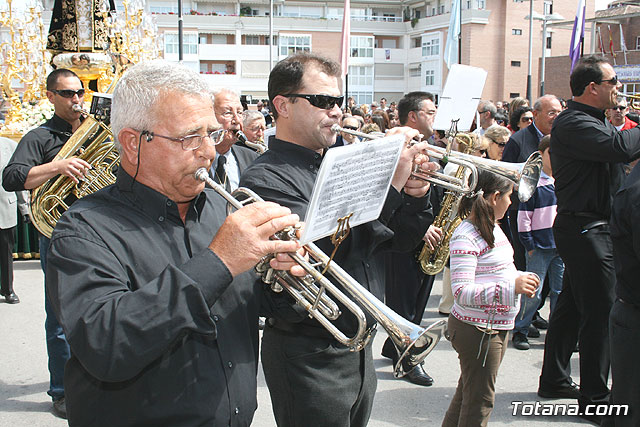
342 125 359 131
520 116 533 122
51 89 85 99
546 110 561 118
285 94 344 110
600 75 618 85
491 141 507 147
612 105 627 111
143 129 224 151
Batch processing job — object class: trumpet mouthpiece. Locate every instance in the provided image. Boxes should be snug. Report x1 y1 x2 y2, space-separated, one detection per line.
72 104 83 112
330 124 341 133
195 168 209 182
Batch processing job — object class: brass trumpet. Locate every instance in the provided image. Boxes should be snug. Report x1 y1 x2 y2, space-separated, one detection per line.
236 130 268 154
194 168 447 377
331 124 542 203
622 93 640 110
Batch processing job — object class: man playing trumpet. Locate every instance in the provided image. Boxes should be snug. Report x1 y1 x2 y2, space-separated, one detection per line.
45 60 303 426
240 53 438 427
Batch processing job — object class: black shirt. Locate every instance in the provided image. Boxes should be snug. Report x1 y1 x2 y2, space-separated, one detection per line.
47 169 260 427
240 138 433 338
550 99 640 218
2 114 73 191
611 163 640 307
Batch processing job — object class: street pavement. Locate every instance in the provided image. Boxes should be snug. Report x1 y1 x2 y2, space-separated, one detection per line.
0 260 594 426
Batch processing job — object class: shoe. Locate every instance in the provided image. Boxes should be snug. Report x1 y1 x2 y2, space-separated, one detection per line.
537 382 580 399
438 310 450 316
2 291 19 304
513 332 530 350
404 364 434 387
381 338 397 361
532 312 549 329
52 397 67 419
528 324 540 338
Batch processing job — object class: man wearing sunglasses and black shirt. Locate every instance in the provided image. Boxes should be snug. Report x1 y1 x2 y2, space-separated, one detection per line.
537 55 640 425
240 53 437 427
2 68 93 419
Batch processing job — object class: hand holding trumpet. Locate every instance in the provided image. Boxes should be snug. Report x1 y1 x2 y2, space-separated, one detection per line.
387 127 439 197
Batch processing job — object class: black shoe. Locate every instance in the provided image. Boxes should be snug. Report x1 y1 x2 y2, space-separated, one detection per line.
438 311 450 316
537 382 580 399
528 324 540 338
513 332 530 350
2 291 19 304
532 312 549 329
52 397 67 419
381 338 397 361
404 364 434 387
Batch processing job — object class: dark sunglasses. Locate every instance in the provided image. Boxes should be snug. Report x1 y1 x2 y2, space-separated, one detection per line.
286 94 344 110
612 105 627 111
51 89 85 98
520 116 533 122
599 75 618 85
342 125 359 131
492 141 507 147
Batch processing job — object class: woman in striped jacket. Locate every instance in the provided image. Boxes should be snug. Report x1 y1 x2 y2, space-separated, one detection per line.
442 170 540 427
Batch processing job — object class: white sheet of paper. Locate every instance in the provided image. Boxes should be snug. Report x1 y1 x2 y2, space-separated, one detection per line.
433 64 488 132
300 134 405 245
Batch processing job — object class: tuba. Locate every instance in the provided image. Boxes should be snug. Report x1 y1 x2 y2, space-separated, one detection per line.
417 133 475 275
195 168 447 377
30 70 124 238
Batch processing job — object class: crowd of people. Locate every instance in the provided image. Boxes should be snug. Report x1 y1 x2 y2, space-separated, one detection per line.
1 52 638 427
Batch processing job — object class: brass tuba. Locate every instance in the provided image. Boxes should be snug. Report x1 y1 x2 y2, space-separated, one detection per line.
30 75 123 238
194 168 447 377
417 133 475 275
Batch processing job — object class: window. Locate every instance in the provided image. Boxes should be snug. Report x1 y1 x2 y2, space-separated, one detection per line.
199 35 207 44
477 0 486 8
409 65 421 77
415 10 421 19
425 69 435 86
164 33 198 55
244 35 260 45
509 92 520 99
422 36 440 57
350 36 374 58
543 0 553 15
512 29 522 35
439 4 445 14
546 34 552 49
636 36 640 50
348 65 373 86
279 35 311 56
511 61 521 67
350 91 373 105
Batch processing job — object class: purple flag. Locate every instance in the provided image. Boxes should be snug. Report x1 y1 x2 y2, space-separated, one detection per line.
570 0 586 72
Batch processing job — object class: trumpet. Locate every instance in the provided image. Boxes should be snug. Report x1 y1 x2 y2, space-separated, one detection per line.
236 130 268 154
331 124 542 203
622 93 640 110
194 168 447 377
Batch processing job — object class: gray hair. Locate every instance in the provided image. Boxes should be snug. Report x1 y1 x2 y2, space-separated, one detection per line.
484 124 511 142
111 60 212 150
533 94 561 111
242 110 265 128
478 100 497 118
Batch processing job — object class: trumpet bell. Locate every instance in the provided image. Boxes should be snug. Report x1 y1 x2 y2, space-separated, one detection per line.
393 318 448 377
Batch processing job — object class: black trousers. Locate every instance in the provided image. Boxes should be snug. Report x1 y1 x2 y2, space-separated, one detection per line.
609 299 640 427
0 227 15 295
539 214 614 407
261 327 377 427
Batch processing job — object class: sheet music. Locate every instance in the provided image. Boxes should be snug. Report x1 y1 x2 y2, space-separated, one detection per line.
433 64 488 132
300 134 405 245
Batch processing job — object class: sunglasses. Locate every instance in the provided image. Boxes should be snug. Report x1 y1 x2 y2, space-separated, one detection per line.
286 94 344 110
520 116 533 122
612 105 627 111
342 125 359 131
600 75 618 85
51 89 85 98
492 141 507 147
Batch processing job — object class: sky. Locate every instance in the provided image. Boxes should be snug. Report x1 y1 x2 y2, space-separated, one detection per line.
595 0 611 11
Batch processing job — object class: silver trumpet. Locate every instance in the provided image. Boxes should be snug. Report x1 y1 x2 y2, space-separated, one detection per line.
331 124 543 203
195 167 447 377
236 130 268 154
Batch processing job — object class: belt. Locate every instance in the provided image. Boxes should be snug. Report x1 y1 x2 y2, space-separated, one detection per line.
561 211 605 220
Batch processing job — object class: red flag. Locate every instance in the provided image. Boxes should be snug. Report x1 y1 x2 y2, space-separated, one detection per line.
608 25 616 58
339 0 350 77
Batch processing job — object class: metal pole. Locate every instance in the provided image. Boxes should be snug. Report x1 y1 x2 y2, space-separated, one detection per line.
526 0 533 103
541 19 547 96
178 0 183 62
269 0 274 70
458 0 461 64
